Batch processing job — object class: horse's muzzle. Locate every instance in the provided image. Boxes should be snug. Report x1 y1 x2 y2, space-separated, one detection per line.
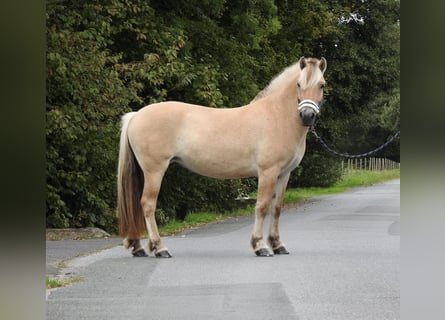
298 99 320 127
299 108 317 126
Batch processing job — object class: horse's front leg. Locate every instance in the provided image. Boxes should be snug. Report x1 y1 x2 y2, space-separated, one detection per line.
268 173 290 255
251 169 278 257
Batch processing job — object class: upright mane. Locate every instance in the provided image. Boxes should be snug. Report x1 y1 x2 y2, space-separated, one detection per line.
251 57 324 102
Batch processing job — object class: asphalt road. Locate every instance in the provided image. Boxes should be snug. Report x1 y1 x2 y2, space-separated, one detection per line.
46 179 400 320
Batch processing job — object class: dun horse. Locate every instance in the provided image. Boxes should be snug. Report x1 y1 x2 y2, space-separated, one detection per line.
117 57 327 258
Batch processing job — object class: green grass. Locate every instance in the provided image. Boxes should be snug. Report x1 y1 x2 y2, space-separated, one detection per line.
159 169 400 236
159 212 226 236
283 169 400 205
46 276 82 289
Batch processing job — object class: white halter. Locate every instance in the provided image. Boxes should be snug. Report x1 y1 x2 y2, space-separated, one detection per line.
298 99 320 114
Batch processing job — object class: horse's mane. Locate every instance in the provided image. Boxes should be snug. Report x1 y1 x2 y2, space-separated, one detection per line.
251 58 323 102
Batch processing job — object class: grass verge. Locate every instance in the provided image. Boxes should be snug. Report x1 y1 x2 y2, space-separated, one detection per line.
158 169 400 236
283 169 400 205
46 276 82 289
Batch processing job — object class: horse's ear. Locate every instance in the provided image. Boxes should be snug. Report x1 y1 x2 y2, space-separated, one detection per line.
319 57 327 73
299 56 306 69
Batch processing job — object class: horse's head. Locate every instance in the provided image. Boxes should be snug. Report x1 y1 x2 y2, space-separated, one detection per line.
296 57 327 127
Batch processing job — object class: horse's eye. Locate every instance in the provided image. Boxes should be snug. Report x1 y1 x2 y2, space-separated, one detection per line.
320 84 325 89
297 82 301 88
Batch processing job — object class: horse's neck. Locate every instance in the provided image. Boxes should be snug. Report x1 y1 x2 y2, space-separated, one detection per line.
272 77 299 111
276 82 311 142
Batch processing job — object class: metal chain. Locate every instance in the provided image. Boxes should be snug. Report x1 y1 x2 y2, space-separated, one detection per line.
310 127 400 159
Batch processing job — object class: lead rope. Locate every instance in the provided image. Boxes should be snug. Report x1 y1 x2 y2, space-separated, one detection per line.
310 126 400 159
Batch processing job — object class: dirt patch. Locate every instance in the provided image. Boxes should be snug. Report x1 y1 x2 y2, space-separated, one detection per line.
46 227 112 240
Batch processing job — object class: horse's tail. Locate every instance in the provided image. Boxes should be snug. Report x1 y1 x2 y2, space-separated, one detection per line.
117 112 145 240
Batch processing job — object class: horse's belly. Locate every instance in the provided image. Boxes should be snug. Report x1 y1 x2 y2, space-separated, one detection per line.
174 153 257 179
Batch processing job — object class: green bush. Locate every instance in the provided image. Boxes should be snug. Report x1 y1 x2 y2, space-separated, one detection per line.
46 0 399 232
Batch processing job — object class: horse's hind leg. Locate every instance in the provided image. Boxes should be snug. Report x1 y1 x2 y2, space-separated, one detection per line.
268 173 290 255
141 169 172 258
123 238 148 257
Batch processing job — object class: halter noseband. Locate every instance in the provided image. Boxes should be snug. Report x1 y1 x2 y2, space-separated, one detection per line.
298 99 321 114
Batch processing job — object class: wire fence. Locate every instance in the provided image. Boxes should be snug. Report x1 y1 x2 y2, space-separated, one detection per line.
342 157 400 171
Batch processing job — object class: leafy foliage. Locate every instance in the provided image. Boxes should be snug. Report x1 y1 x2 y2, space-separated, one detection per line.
46 2 137 230
46 0 400 231
314 0 400 161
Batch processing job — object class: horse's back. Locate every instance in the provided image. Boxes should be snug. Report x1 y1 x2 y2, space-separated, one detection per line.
131 101 193 129
126 101 261 178
128 101 237 142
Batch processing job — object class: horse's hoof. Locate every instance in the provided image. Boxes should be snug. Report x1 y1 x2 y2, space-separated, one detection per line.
255 248 273 257
273 246 290 255
155 250 172 258
132 249 148 257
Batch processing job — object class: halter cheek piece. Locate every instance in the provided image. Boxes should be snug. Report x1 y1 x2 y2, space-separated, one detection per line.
298 99 321 114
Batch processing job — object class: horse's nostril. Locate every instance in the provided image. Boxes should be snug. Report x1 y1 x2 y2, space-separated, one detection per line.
311 113 315 119
299 112 303 118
